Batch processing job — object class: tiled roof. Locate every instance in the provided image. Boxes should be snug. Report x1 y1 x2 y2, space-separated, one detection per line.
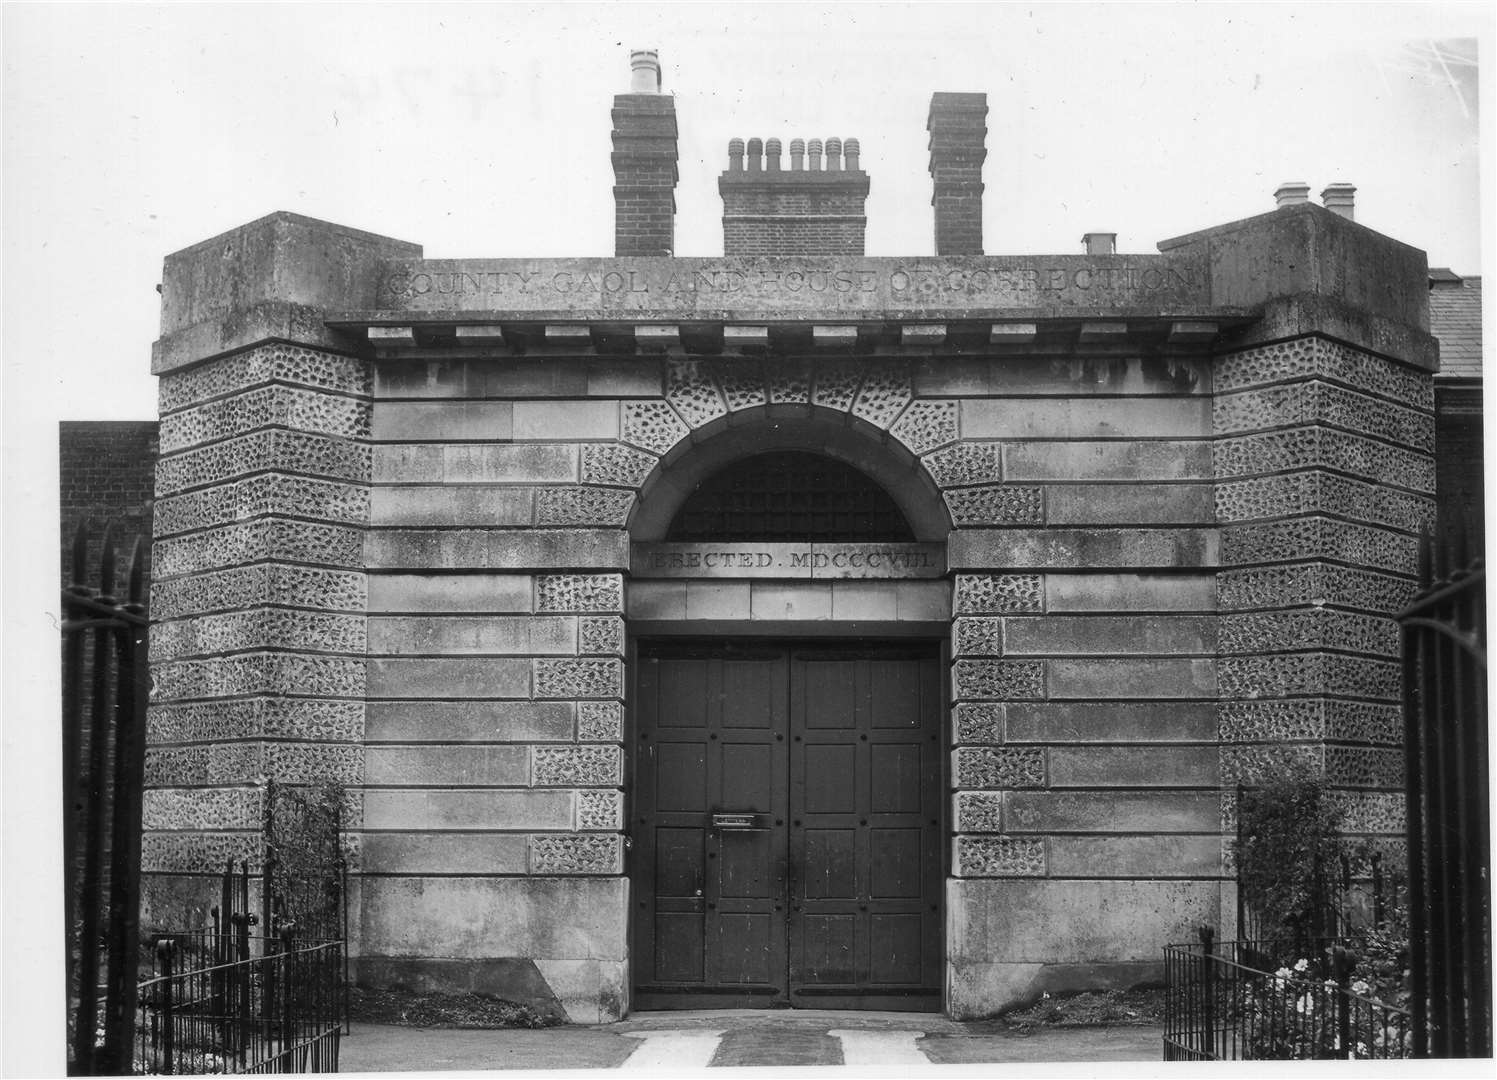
1429 274 1483 379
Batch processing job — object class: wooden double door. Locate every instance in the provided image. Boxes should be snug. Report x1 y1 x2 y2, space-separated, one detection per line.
631 641 944 1011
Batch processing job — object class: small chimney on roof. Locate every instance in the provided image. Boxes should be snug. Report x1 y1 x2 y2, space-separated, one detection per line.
1274 181 1311 208
1321 183 1356 221
629 49 662 93
1082 232 1117 256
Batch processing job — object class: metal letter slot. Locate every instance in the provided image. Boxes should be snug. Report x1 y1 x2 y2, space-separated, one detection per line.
711 812 761 830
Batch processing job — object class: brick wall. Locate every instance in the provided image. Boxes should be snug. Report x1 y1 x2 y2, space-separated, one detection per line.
719 140 869 256
60 420 159 579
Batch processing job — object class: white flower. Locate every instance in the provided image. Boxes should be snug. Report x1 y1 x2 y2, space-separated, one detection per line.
1293 958 1311 973
1275 967 1292 980
1351 979 1371 996
1295 994 1315 1015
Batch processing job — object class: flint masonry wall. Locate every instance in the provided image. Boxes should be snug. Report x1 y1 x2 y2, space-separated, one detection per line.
139 200 1437 1023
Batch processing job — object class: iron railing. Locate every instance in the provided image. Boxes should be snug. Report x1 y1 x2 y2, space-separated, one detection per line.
136 933 343 1075
1401 531 1491 1057
1164 928 1412 1060
63 521 149 1075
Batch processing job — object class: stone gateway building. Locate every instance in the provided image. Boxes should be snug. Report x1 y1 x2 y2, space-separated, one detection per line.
140 53 1435 1022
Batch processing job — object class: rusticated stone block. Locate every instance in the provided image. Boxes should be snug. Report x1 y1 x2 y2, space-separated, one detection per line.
577 701 624 742
154 519 364 576
765 359 812 404
534 487 635 527
364 745 527 786
530 834 622 875
534 658 624 699
1050 746 1218 787
922 442 1001 487
151 564 366 620
1219 699 1326 743
954 574 1042 614
578 789 624 831
953 747 1045 788
1007 702 1217 744
367 615 575 657
953 617 1004 657
1220 744 1324 785
143 787 262 831
950 528 1216 570
368 658 529 699
850 363 914 429
1214 382 1433 450
151 653 366 702
159 384 370 453
954 837 1046 878
1046 572 1216 613
580 442 657 488
158 343 369 413
812 358 866 411
1329 791 1405 833
143 745 210 786
1214 338 1434 410
152 474 369 538
952 659 1045 701
151 609 366 661
1326 746 1404 788
1326 700 1402 745
944 486 1044 526
536 574 624 613
364 701 573 743
156 430 371 496
1215 472 1436 533
153 742 363 787
1214 429 1434 492
1221 518 1417 573
362 789 571 831
953 703 1005 744
1218 609 1398 657
366 529 628 571
369 573 534 614
954 791 1004 831
1217 653 1401 700
621 401 690 455
1048 658 1215 700
889 400 959 454
148 698 363 744
1216 564 1417 614
532 746 623 787
1005 791 1220 833
712 358 767 411
141 832 260 873
666 360 728 428
579 616 625 657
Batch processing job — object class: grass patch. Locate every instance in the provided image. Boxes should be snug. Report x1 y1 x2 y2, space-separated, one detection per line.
1000 987 1166 1028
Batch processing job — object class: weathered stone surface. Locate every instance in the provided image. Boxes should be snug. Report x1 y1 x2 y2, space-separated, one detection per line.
152 653 366 701
1002 615 1216 655
620 401 690 455
143 787 262 831
159 342 370 411
1218 609 1398 657
154 518 365 575
372 401 514 441
365 529 628 571
152 609 366 661
577 789 624 831
1004 791 1219 833
949 529 1217 570
153 474 369 538
1213 382 1433 451
156 429 370 496
889 399 959 454
532 746 622 787
512 402 622 441
578 616 625 656
152 564 366 619
1048 836 1222 878
360 833 529 875
922 442 1002 487
960 397 1209 439
367 616 577 656
529 835 623 875
580 442 658 488
364 701 574 742
536 574 624 613
1048 746 1219 787
370 486 535 527
1217 653 1401 700
953 791 1005 831
357 877 627 960
1048 659 1215 700
1004 441 1212 481
665 360 728 428
1044 572 1216 612
1213 429 1434 492
533 659 624 699
1216 563 1417 614
149 698 364 744
1007 702 1217 744
953 703 1006 744
366 658 531 699
1215 471 1434 533
1213 336 1434 405
368 573 534 614
1220 517 1417 573
362 790 573 830
849 361 913 428
944 486 1044 526
142 832 260 872
364 746 529 786
953 617 1004 657
373 443 577 484
577 702 624 742
161 384 370 452
1046 484 1214 526
1329 791 1406 833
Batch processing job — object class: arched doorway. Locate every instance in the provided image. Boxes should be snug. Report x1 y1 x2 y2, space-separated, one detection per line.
627 415 950 1012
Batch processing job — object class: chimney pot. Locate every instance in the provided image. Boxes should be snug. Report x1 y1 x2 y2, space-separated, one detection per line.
629 49 661 93
808 138 823 171
1321 182 1356 221
1082 232 1117 256
746 137 764 172
789 138 805 170
765 137 782 171
844 137 860 171
728 138 744 171
1274 181 1311 208
826 137 843 171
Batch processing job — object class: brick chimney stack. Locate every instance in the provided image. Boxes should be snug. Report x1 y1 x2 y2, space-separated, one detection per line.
611 49 678 256
927 92 987 255
718 133 870 255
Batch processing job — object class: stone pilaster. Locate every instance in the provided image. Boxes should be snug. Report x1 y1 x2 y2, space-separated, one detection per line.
141 213 419 927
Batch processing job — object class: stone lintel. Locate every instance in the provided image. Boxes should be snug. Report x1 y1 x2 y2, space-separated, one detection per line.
368 326 417 350
722 325 770 349
813 325 859 348
901 324 947 346
989 323 1037 344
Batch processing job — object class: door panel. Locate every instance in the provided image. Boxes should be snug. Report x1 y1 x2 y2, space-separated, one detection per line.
632 642 941 1011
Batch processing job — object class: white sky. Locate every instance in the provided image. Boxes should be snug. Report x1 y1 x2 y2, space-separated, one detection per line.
1 4 1492 1075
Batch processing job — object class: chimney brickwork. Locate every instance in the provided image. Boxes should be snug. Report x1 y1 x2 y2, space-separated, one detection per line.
611 50 678 257
927 92 988 255
718 135 869 256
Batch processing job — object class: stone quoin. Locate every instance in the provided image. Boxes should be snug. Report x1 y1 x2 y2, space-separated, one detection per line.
137 48 1439 1023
